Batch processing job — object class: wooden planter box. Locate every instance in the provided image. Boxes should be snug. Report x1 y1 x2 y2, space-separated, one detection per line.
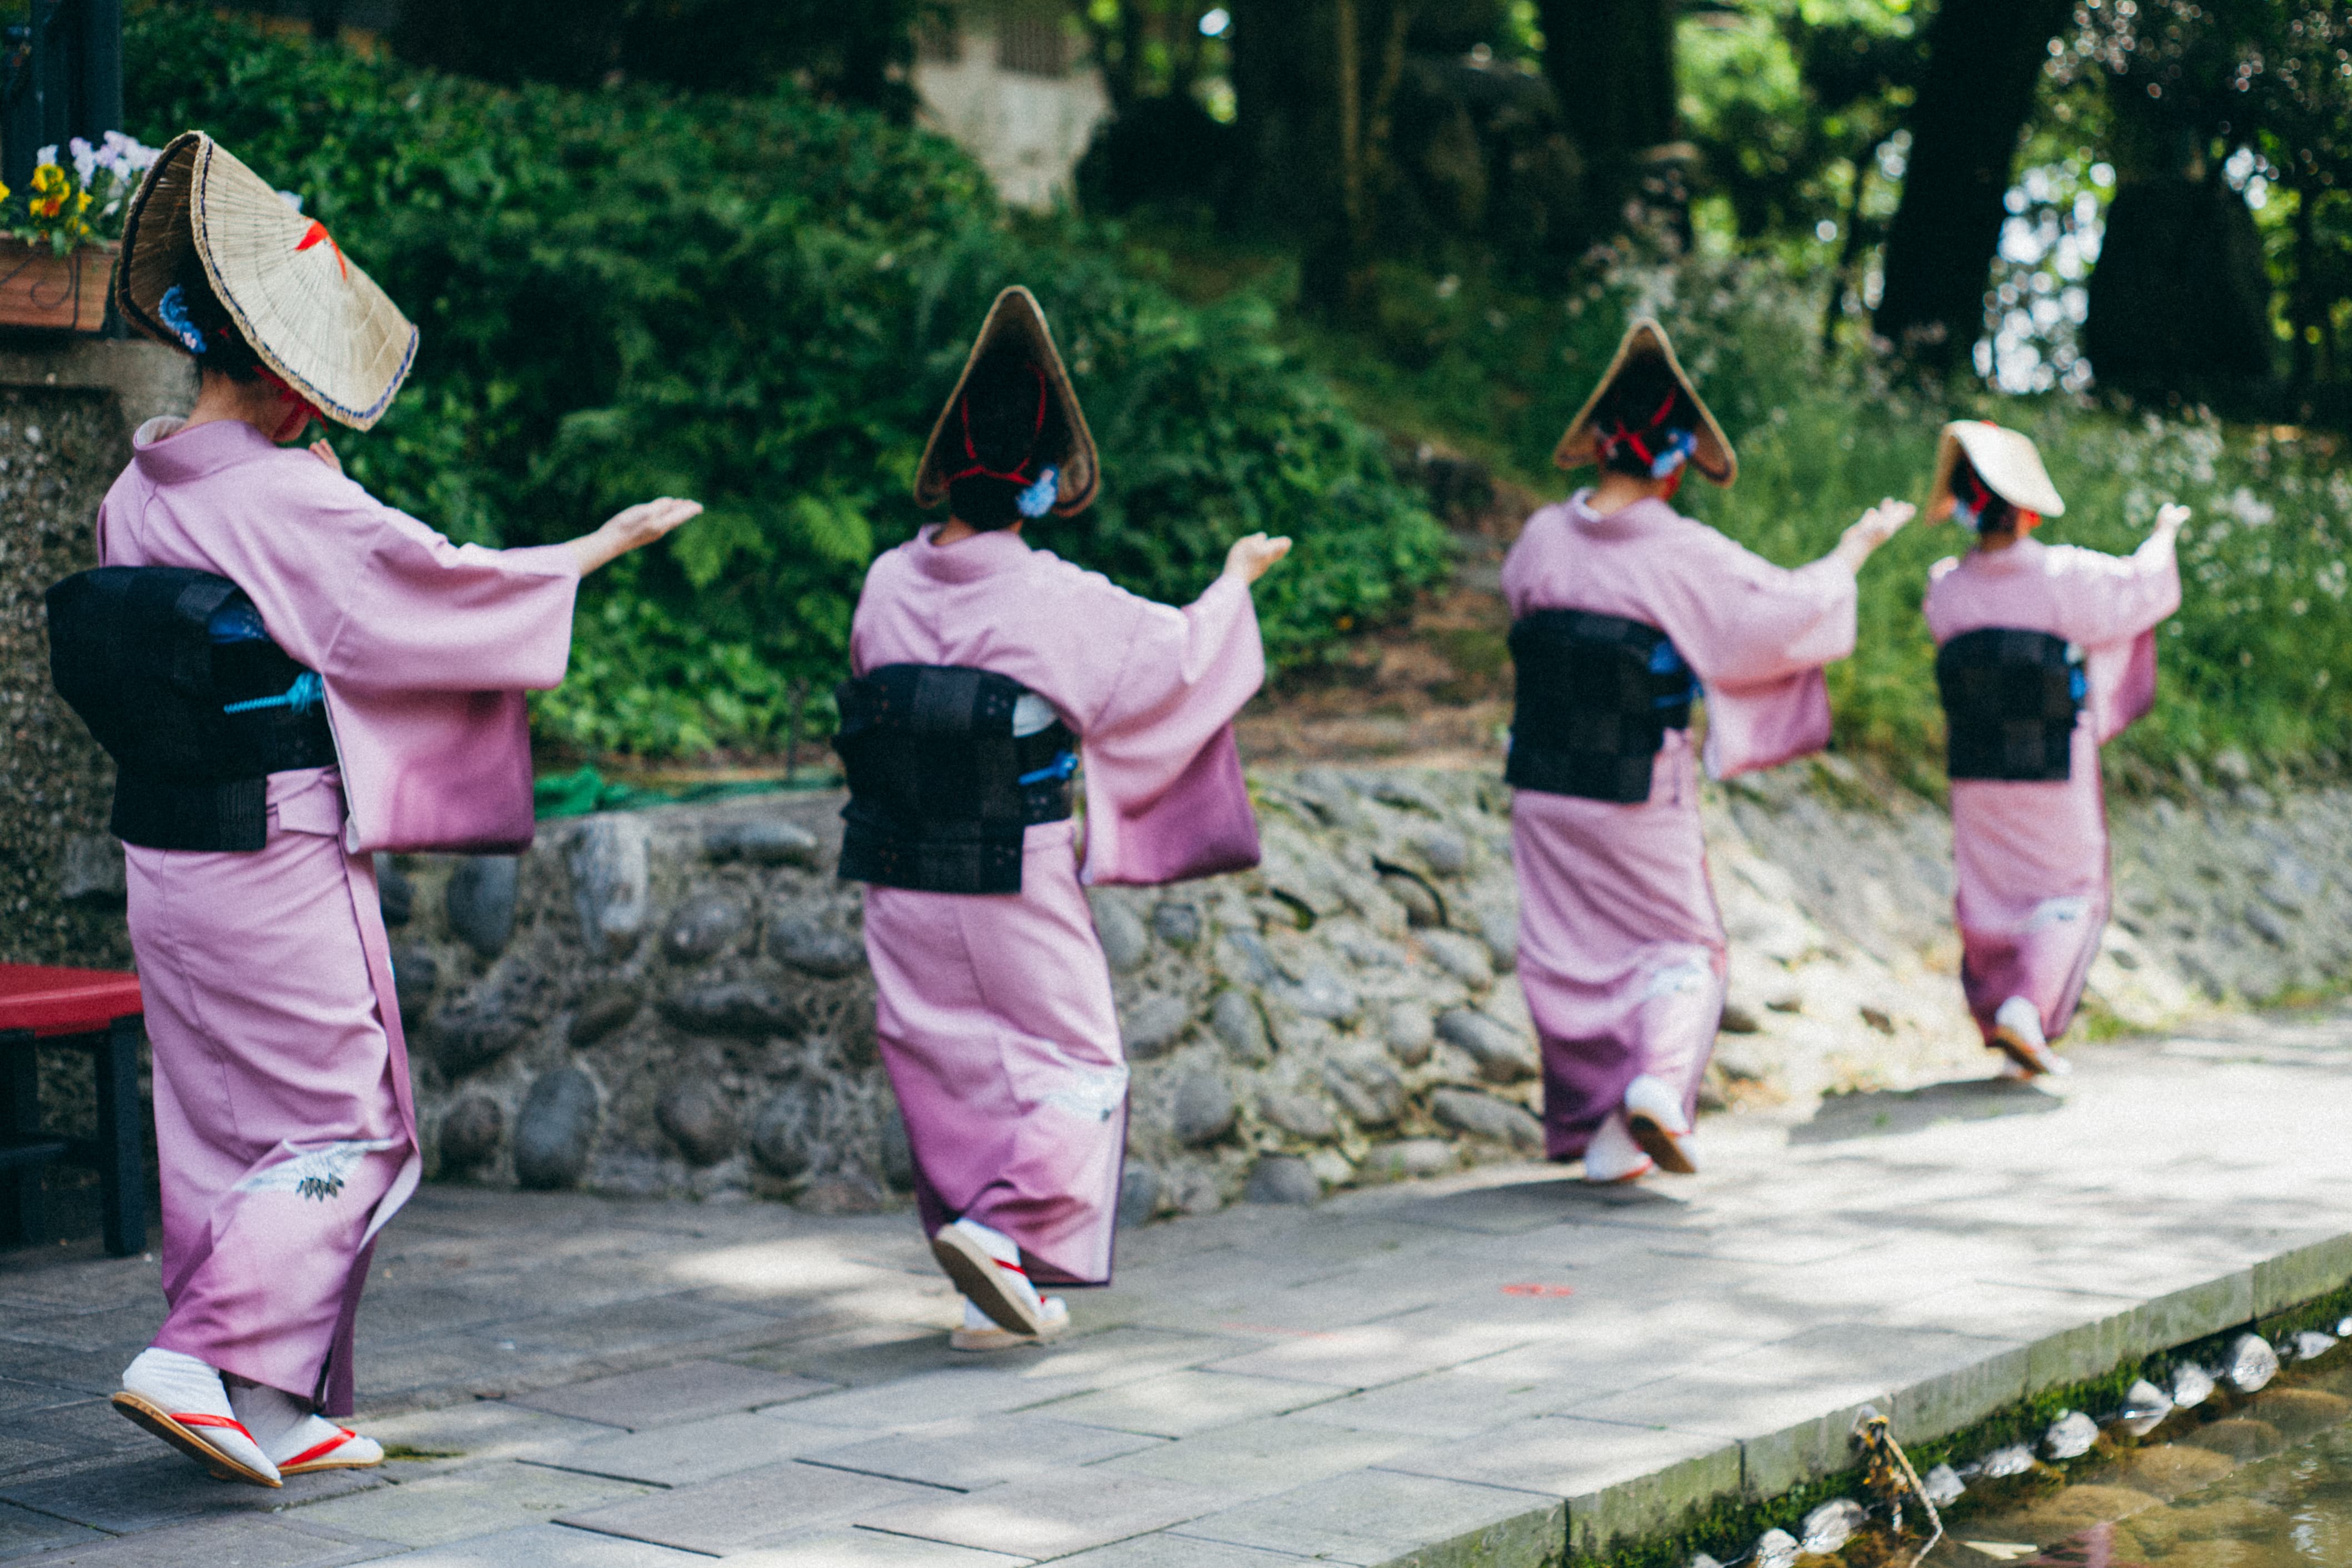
0 240 113 333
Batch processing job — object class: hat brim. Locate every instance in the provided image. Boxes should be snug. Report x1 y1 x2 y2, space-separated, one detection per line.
914 286 1099 517
115 131 418 432
1552 317 1736 487
1927 421 2066 520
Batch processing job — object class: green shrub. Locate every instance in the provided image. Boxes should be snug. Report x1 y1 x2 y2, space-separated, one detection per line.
123 4 1450 756
1294 248 2352 778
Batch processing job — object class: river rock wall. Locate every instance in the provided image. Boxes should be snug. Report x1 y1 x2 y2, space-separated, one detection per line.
384 757 2352 1219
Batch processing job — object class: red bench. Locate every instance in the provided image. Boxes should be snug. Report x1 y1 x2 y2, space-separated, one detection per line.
0 965 146 1257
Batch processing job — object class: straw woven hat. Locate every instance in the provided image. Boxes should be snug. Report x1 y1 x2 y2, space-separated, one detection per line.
914 286 1099 517
1928 420 2066 520
115 131 417 431
1553 318 1737 488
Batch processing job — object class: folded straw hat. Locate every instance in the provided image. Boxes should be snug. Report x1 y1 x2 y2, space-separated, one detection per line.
914 286 1099 517
115 131 418 431
1928 420 2066 520
1553 317 1737 487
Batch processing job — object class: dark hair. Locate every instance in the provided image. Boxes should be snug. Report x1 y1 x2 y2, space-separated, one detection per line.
169 257 269 383
945 347 1071 530
1951 454 2019 535
1591 356 1700 480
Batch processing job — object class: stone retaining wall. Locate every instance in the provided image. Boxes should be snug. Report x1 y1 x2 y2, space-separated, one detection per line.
374 757 2352 1222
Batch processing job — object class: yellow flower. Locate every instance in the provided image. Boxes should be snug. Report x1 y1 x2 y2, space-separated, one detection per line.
73 190 90 213
31 193 62 218
31 163 64 194
0 181 13 204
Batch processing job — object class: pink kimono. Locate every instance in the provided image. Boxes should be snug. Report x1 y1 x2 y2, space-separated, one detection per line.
849 527 1263 1286
96 416 579 1415
1924 533 2180 1044
1501 495 1858 1159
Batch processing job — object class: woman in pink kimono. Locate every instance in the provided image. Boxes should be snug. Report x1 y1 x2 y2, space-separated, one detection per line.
48 133 698 1487
1922 420 2186 1076
841 287 1282 1349
1503 320 1913 1183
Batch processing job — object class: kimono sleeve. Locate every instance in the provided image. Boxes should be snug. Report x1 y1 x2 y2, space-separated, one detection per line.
1675 539 1859 781
1078 572 1267 886
322 502 581 694
2052 534 2181 745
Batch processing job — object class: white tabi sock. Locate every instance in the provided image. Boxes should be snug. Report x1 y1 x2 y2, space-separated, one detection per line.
120 1347 281 1483
1582 1112 1653 1184
228 1382 383 1470
951 1218 1046 1318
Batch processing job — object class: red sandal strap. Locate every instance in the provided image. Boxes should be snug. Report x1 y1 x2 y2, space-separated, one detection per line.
281 1427 357 1469
172 1412 260 1443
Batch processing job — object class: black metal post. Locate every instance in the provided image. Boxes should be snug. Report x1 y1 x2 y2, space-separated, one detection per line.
0 1029 44 1248
3 0 123 195
95 1014 145 1257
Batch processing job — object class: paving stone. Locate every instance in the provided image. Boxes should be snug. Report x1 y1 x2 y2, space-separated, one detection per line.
293 1460 651 1548
801 1412 1163 1492
510 1359 832 1430
533 1412 864 1487
855 1470 1234 1560
0 1450 386 1532
361 1402 618 1477
777 1369 1092 1432
371 1524 710 1566
1201 1307 1532 1390
559 1461 934 1554
1096 1416 1426 1498
1380 1415 1740 1560
0 1500 101 1559
1283 1354 1601 1440
1050 1537 1310 1568
0 1515 393 1567
1048 1370 1342 1438
727 1530 1033 1568
1169 1469 1558 1567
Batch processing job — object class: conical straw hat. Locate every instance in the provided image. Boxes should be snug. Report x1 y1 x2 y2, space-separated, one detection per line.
1928 420 2065 520
1552 318 1736 487
114 131 417 431
914 286 1099 517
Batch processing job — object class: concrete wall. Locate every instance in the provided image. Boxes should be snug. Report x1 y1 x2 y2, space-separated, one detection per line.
916 25 1109 211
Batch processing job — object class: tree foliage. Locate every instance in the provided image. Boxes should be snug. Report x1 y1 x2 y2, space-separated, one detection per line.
125 3 1450 756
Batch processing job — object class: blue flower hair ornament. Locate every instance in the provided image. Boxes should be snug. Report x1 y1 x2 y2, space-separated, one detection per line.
1016 466 1060 520
1648 429 1698 481
156 285 207 356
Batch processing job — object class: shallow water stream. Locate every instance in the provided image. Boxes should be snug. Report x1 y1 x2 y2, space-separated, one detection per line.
1932 1364 2352 1566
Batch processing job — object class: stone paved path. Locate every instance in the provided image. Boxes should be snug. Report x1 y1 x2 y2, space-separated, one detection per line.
7 1007 2352 1567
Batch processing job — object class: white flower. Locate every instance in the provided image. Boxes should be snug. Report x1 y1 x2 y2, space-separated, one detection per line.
68 136 96 185
34 143 55 170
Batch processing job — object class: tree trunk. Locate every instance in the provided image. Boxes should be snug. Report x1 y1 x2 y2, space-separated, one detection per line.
1872 0 2073 371
1534 0 1674 218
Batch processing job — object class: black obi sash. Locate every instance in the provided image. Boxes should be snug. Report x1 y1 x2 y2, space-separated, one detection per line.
1936 627 2083 782
832 663 1077 895
1505 608 1698 805
46 566 339 852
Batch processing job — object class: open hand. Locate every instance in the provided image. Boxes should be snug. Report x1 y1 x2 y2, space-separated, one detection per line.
602 497 704 555
2155 503 2192 535
1223 533 1293 586
309 438 342 476
568 497 705 577
1848 499 1916 549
